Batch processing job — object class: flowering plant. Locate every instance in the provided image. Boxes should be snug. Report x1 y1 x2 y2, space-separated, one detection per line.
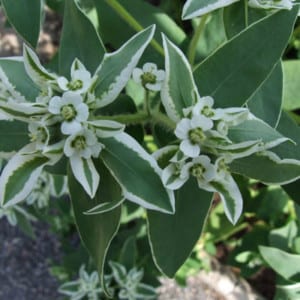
1 0 300 298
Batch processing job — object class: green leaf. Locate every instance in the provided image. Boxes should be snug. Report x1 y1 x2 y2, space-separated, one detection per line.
161 36 199 122
0 144 50 207
182 0 239 20
84 197 124 215
194 8 299 108
223 1 267 38
259 245 300 280
59 0 106 76
2 0 41 47
119 236 137 270
0 58 39 101
147 178 212 277
0 120 29 152
68 162 122 297
247 62 283 127
100 132 175 214
94 25 155 108
282 60 300 111
275 283 300 300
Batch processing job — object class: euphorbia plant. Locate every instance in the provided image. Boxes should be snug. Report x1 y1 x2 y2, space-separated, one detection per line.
1 0 300 297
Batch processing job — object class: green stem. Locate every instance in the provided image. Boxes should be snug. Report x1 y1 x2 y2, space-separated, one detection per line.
188 14 209 66
151 111 176 131
104 0 164 56
244 0 249 27
97 112 149 125
144 90 151 117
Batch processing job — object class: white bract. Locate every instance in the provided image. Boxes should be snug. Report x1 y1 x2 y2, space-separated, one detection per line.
248 0 294 10
132 62 165 91
48 91 89 135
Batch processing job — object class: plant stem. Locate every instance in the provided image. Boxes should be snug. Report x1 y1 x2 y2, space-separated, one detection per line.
152 111 176 131
104 0 164 56
244 0 249 27
188 14 209 66
144 90 151 117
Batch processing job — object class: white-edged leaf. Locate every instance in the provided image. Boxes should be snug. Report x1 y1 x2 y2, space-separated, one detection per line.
0 143 50 207
94 25 155 108
211 173 243 224
84 197 125 215
23 44 57 87
182 0 239 20
100 132 175 213
69 156 100 199
88 120 125 138
161 35 199 122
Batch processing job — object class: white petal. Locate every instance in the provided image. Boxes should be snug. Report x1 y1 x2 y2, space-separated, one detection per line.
76 103 89 122
180 139 200 158
174 118 191 139
145 82 162 91
63 91 83 106
64 136 75 157
48 96 62 114
155 69 165 81
132 68 143 83
143 62 157 73
191 115 213 131
61 120 82 135
57 77 69 91
162 164 187 190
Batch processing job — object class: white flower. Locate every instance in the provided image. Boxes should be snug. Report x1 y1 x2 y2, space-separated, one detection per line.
132 62 165 91
64 129 102 159
28 121 49 150
248 0 293 10
48 91 89 135
57 59 93 94
162 162 189 190
175 115 213 158
181 155 216 190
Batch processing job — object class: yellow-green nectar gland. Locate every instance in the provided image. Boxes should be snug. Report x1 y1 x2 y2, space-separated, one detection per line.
71 135 86 151
141 72 156 86
190 163 205 179
202 106 214 118
67 79 83 91
29 126 47 143
188 128 206 144
61 104 76 121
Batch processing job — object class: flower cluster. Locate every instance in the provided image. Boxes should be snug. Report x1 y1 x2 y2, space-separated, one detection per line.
0 45 125 201
158 96 275 224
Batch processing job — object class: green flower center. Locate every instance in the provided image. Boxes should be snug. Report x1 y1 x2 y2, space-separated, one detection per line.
67 79 83 91
29 126 47 143
188 128 206 144
71 135 86 151
202 106 214 118
190 163 205 179
141 72 156 86
61 104 76 121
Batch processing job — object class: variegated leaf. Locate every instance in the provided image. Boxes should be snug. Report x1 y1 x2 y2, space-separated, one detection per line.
84 197 125 215
69 156 100 199
23 44 57 87
94 25 155 108
100 132 175 213
0 144 50 207
88 120 125 138
182 0 239 20
161 35 199 122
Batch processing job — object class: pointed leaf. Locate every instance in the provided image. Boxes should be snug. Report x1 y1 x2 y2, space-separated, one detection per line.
100 132 175 213
0 144 50 207
70 156 99 199
0 58 39 101
2 0 41 47
194 8 299 108
259 245 300 280
147 178 212 277
59 0 106 76
161 36 199 122
182 0 239 20
84 197 125 215
94 25 155 108
68 162 122 297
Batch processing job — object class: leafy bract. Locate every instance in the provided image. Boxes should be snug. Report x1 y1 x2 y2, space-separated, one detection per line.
68 163 122 297
94 25 155 108
100 132 175 214
194 8 298 108
161 36 199 122
2 0 41 47
147 179 212 277
182 0 239 20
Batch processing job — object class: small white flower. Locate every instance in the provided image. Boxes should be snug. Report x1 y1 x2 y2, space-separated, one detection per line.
28 121 49 150
64 129 102 159
57 59 93 94
248 0 293 10
181 155 216 190
132 62 165 91
162 162 189 190
175 115 213 158
48 91 89 135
